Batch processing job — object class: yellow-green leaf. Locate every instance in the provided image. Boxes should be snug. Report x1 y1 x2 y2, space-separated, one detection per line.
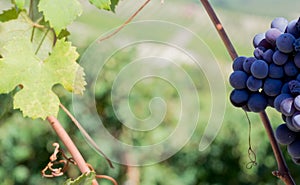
38 0 82 35
0 14 86 119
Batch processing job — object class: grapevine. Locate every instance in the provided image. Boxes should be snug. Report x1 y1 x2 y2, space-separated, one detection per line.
203 0 300 183
1 0 300 184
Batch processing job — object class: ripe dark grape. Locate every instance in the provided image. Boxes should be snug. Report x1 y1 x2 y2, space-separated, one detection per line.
288 139 300 158
229 89 249 107
253 33 265 48
275 124 297 145
246 76 262 92
263 78 282 96
232 56 247 71
274 94 293 112
273 50 289 65
229 71 248 89
286 19 300 38
276 33 296 53
269 63 284 79
289 80 300 95
292 112 300 130
243 57 256 73
281 82 291 94
294 38 300 52
294 52 300 68
266 28 282 46
262 49 274 63
284 60 298 77
250 60 269 79
247 93 267 112
280 98 295 116
271 17 288 32
294 95 300 111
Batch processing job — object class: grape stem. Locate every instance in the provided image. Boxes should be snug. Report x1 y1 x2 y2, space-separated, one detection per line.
98 0 151 42
199 0 296 184
47 116 99 185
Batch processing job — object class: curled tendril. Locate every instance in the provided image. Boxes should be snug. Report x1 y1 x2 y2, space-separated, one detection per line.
244 111 258 169
41 142 76 178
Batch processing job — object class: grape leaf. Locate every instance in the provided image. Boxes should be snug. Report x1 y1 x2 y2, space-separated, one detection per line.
0 8 19 22
0 33 85 119
64 172 95 185
0 13 86 119
12 0 25 9
38 0 82 35
110 0 119 12
89 0 111 11
0 12 54 60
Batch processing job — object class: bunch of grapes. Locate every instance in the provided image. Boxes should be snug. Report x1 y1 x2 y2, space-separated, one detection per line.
229 17 300 164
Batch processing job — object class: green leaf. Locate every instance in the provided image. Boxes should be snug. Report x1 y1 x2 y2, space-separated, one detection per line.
110 0 119 12
57 29 71 40
12 0 25 9
38 0 82 35
0 8 20 22
64 172 95 185
0 12 54 60
89 0 111 11
0 14 86 119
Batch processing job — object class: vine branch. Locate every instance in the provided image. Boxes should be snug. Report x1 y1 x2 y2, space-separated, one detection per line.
199 0 295 184
46 116 99 185
98 0 151 42
59 103 114 168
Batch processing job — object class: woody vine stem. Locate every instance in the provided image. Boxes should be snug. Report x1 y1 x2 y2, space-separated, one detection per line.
199 0 295 184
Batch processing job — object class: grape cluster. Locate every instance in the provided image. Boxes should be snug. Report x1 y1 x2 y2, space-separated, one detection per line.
229 17 300 164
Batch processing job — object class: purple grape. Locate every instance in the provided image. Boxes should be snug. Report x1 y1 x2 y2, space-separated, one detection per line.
294 95 300 111
247 93 268 112
265 28 282 46
286 117 300 132
250 60 269 79
269 63 284 79
294 52 300 68
262 49 274 63
243 57 256 74
280 97 295 116
229 71 248 89
258 39 273 49
263 78 282 96
253 33 265 48
294 38 300 52
273 50 289 65
284 60 298 77
275 123 297 145
288 139 300 158
276 33 296 53
281 82 291 94
287 19 300 38
246 76 262 92
292 111 300 130
274 93 293 112
230 89 249 107
232 56 247 71
253 47 264 59
289 80 300 95
271 17 288 32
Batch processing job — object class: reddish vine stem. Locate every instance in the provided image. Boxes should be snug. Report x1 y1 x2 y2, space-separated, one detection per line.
47 116 99 185
199 0 295 184
98 0 151 42
59 103 114 168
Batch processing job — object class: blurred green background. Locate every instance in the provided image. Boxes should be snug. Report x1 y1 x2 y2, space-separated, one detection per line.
1 0 300 185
